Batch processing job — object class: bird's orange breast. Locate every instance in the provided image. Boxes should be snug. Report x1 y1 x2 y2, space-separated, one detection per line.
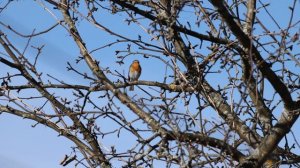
131 62 141 71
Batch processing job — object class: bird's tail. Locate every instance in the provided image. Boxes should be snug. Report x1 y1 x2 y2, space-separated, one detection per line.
129 85 134 91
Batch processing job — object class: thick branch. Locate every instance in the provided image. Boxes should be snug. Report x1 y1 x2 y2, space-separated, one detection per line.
210 0 300 167
56 0 170 141
244 0 256 35
210 0 294 108
167 131 245 162
241 0 272 133
5 81 196 92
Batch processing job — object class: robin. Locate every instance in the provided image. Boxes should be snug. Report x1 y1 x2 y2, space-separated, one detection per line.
128 60 142 91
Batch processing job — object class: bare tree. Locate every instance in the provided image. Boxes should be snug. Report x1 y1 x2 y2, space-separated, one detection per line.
1 0 300 167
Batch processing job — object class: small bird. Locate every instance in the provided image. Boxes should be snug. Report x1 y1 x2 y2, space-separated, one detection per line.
128 60 142 91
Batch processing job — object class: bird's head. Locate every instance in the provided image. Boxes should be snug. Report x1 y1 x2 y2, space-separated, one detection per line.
133 60 139 64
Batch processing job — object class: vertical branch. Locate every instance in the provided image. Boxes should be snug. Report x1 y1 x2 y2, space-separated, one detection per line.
242 0 272 134
210 0 294 107
244 0 256 35
209 0 300 167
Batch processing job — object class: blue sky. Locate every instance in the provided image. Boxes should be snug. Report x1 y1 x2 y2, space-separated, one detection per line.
0 0 299 167
0 1 160 167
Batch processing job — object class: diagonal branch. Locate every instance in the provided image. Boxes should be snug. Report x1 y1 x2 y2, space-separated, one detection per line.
54 1 248 163
241 0 272 134
241 56 272 133
210 0 294 108
0 33 110 167
0 105 96 164
210 0 300 167
111 0 230 45
167 132 245 162
56 0 171 140
152 0 262 150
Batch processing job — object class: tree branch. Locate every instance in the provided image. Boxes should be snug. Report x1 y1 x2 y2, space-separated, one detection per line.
210 0 294 108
